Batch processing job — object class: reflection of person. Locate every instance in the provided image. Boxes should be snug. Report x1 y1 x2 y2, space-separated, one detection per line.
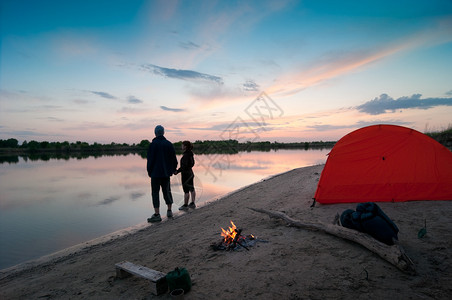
146 125 178 223
174 141 196 210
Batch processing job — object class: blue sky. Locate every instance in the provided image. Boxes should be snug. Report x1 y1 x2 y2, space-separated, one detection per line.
1 0 451 144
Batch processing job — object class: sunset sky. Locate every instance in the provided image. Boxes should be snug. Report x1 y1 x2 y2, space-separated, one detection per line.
1 0 452 144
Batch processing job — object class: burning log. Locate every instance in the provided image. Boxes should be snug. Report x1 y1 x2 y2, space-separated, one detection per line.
211 221 255 251
232 228 242 246
249 207 416 275
232 229 250 251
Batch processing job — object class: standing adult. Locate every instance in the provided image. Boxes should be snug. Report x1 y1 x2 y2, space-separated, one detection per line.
146 125 178 223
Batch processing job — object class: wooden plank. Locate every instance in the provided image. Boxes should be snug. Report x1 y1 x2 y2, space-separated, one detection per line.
115 261 168 295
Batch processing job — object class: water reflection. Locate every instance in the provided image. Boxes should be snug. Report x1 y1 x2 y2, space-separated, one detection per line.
0 149 328 269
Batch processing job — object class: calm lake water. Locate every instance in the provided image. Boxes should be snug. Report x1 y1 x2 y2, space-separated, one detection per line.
0 149 329 270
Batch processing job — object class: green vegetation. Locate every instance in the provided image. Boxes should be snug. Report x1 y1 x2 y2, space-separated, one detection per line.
189 140 335 154
0 138 335 163
0 139 149 154
425 125 452 149
0 139 151 163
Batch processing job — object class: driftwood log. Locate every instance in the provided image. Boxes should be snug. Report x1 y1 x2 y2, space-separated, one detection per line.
249 207 416 275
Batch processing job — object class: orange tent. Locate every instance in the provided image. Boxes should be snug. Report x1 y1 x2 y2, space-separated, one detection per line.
314 124 452 204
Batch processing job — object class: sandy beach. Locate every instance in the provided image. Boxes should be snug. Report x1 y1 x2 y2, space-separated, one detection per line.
1 164 451 299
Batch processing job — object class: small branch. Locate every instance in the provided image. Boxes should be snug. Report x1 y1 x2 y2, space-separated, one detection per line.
249 207 416 275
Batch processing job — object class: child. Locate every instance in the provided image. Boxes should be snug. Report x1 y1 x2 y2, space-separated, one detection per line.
174 141 196 210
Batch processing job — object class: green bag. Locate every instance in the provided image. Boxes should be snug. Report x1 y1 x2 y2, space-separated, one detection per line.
166 267 192 293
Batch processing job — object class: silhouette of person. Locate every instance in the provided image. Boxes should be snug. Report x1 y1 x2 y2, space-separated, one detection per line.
174 140 196 210
146 125 178 222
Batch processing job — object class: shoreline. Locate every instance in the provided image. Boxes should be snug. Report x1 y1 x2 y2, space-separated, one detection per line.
1 164 451 299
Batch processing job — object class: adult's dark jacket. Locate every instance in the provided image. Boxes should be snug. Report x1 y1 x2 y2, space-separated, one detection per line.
147 136 178 178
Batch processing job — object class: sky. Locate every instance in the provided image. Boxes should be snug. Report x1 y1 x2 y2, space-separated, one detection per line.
1 0 452 144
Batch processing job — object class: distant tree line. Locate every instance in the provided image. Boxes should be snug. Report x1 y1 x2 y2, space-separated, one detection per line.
0 139 150 154
189 139 336 154
0 138 335 159
0 139 152 163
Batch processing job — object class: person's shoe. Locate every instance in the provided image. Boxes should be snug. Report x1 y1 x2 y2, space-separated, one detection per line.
178 204 189 211
188 202 196 209
167 210 173 218
147 214 161 223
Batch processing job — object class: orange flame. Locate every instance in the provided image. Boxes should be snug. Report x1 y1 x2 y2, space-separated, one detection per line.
220 221 238 244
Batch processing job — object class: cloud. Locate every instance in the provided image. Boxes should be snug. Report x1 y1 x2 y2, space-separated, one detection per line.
446 90 452 96
267 19 452 97
64 121 114 131
3 130 51 137
118 107 145 114
190 121 268 132
160 106 185 112
0 130 65 141
141 64 223 84
127 96 143 104
243 80 259 92
307 120 412 132
89 91 116 99
45 117 65 122
74 99 90 105
356 94 452 115
179 41 201 50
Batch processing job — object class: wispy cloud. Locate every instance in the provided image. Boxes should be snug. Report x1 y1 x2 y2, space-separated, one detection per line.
127 96 143 104
0 130 65 140
141 64 223 84
89 91 116 99
306 120 412 132
64 121 114 131
2 130 51 137
356 94 452 115
267 18 452 97
190 121 268 132
74 99 90 105
179 41 201 50
160 106 185 112
44 117 65 122
243 80 259 92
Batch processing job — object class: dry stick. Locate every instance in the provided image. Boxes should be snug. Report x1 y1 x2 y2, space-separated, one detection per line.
249 207 416 275
226 229 250 251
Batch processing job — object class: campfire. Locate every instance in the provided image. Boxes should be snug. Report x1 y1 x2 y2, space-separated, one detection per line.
211 220 257 251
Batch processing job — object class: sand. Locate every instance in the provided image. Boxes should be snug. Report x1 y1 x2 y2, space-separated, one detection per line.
1 164 451 299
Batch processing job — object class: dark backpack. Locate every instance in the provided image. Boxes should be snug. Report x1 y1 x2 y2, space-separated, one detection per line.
340 202 399 245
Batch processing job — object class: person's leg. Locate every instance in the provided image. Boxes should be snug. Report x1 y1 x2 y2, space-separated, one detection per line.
151 177 161 215
148 178 162 222
185 173 196 207
161 177 173 213
180 173 190 209
179 189 189 211
190 189 196 204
